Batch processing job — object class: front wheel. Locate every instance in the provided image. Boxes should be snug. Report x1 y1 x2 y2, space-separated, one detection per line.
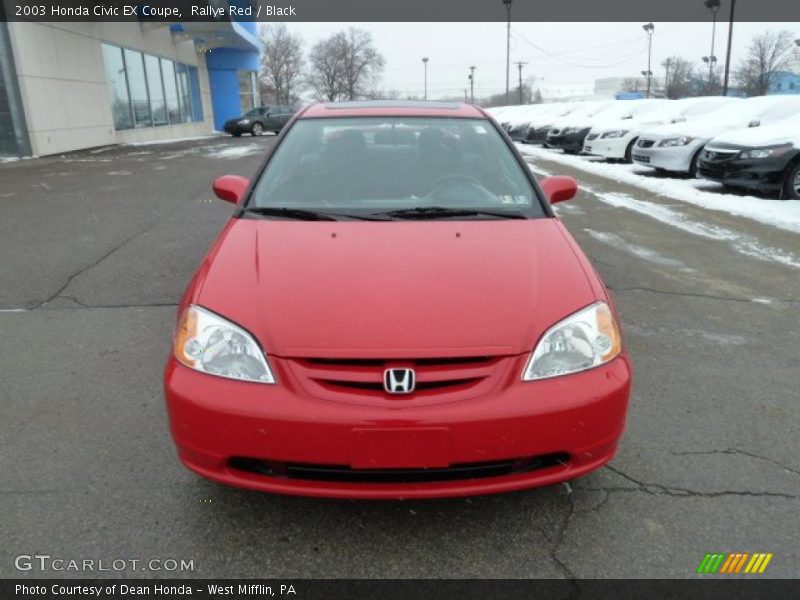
624 138 637 163
782 160 800 200
251 122 264 136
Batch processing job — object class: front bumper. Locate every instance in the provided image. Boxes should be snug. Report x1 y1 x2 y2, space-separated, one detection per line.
632 141 703 173
696 150 797 192
547 128 591 153
164 354 632 499
223 121 249 135
584 134 632 160
526 125 552 145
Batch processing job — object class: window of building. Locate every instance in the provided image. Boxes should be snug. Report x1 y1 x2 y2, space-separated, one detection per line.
101 44 133 130
160 58 182 124
175 64 192 124
100 42 204 131
238 70 259 113
123 49 151 128
188 66 204 122
144 53 167 126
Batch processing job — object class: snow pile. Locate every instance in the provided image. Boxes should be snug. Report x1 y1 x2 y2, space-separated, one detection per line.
517 144 800 234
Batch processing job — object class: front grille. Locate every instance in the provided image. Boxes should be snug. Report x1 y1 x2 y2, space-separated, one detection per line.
286 355 506 405
229 453 571 484
586 133 599 141
637 139 655 148
633 154 650 163
702 148 738 162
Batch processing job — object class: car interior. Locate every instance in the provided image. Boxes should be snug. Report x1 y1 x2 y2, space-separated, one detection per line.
255 119 536 208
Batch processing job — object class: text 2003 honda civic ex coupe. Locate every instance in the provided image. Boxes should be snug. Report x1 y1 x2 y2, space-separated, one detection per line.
164 101 632 499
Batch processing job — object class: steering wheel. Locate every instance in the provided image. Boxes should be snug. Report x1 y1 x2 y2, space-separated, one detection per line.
425 174 499 205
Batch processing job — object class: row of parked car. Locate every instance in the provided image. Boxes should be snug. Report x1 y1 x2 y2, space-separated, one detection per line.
489 96 800 200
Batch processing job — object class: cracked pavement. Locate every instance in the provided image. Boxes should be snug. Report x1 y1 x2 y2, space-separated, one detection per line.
1 137 798 579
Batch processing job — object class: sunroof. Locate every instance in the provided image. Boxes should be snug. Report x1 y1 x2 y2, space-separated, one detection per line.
324 100 462 110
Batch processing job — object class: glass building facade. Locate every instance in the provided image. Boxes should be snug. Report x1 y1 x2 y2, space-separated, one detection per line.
0 21 28 157
100 43 204 131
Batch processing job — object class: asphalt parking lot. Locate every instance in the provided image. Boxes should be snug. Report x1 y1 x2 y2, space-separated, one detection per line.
1 135 798 579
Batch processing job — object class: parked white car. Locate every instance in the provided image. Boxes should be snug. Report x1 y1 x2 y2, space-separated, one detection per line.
584 96 735 162
632 95 800 175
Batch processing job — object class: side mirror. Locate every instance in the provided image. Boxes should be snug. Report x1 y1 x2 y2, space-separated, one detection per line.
539 175 578 205
213 175 250 204
748 120 760 128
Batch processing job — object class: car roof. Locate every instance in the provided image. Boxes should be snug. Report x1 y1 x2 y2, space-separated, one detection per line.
299 100 487 119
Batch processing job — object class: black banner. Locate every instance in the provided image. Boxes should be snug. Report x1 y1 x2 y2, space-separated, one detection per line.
1 0 799 23
2 579 797 600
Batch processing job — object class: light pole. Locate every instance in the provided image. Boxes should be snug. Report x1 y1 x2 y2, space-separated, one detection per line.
515 61 528 104
722 0 736 96
502 0 512 104
468 65 476 104
422 57 429 100
642 23 655 98
704 0 721 86
702 55 718 91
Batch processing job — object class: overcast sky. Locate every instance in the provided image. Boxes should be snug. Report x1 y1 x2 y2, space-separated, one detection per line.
288 22 798 99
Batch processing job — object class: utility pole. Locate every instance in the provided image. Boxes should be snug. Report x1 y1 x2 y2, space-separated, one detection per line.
664 57 671 97
502 0 513 104
514 61 528 104
422 57 429 100
722 0 736 96
704 0 721 86
464 89 468 102
468 65 476 104
642 23 655 98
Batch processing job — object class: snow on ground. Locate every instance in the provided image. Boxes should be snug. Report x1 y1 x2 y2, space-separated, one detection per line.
583 228 694 272
205 143 264 159
587 189 800 269
517 143 800 234
128 134 222 146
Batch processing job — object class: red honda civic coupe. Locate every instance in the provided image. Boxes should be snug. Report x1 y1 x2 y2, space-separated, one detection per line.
164 101 632 499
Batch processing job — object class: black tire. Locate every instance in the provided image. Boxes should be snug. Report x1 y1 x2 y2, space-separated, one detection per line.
689 148 703 178
251 122 264 136
624 138 637 163
782 160 800 200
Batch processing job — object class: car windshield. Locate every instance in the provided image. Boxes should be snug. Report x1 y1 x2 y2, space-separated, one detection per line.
249 117 543 218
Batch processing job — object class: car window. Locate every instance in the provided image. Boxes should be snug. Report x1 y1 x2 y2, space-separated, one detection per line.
250 117 543 215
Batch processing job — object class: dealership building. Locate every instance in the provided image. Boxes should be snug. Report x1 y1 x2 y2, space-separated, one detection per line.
0 14 261 158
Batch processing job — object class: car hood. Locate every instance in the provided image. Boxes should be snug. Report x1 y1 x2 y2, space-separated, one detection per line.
709 121 800 147
192 219 597 358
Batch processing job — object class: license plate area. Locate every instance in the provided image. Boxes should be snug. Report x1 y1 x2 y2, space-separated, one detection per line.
350 428 450 469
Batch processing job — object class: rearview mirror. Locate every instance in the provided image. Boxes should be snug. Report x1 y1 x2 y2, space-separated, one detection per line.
539 176 578 205
213 175 250 204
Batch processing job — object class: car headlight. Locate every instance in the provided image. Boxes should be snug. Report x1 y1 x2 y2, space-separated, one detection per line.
239 119 251 125
522 302 622 381
173 305 275 384
658 136 694 147
738 144 793 159
601 130 629 139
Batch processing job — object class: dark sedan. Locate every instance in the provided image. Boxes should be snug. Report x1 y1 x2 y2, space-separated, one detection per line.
508 122 531 142
697 143 800 199
546 126 592 154
223 105 296 137
525 124 553 145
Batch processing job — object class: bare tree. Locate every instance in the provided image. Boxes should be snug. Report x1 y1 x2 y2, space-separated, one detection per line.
260 24 304 106
338 28 385 100
621 77 644 93
735 30 795 96
662 56 696 99
307 34 345 101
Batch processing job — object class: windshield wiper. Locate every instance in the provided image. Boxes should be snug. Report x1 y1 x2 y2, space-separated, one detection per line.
239 207 338 221
370 206 527 220
239 207 389 221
